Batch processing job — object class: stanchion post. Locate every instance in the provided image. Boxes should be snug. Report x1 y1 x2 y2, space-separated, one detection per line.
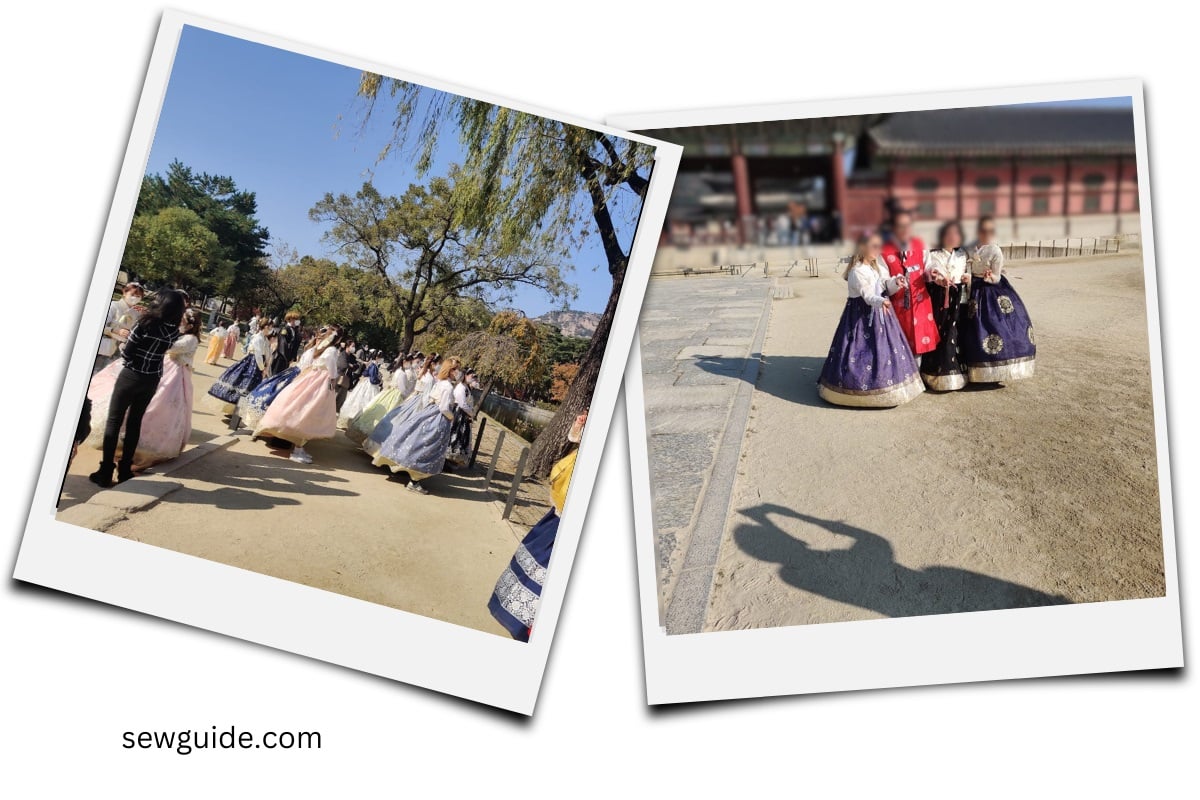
468 417 487 469
486 429 506 488
503 447 529 520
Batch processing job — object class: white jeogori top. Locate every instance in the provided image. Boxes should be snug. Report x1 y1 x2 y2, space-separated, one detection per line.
428 378 456 419
166 334 198 366
453 381 474 416
969 243 1004 284
393 367 411 396
846 258 903 308
247 332 271 370
925 248 969 284
298 345 340 380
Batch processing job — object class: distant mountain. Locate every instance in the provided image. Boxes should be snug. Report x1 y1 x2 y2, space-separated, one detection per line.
535 309 601 339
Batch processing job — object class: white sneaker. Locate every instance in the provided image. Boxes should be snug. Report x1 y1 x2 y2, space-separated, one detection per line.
290 447 313 464
406 481 428 495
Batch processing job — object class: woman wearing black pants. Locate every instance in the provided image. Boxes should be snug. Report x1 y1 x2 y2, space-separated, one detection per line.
90 289 185 488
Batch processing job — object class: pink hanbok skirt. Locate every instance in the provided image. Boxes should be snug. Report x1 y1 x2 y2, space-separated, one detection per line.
252 368 337 447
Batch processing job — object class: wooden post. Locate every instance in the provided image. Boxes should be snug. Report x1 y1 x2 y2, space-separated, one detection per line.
1113 155 1124 235
468 417 487 469
486 429 506 488
503 446 529 520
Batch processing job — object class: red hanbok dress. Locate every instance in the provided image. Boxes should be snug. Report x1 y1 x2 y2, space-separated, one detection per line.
881 237 939 355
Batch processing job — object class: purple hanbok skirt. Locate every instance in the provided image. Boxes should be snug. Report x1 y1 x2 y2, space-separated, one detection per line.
818 297 924 408
960 276 1036 383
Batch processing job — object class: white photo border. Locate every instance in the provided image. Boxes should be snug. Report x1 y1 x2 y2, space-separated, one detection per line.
613 79 1183 705
12 9 681 716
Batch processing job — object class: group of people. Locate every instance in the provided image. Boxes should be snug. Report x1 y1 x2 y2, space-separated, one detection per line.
84 286 195 485
202 317 483 494
818 212 1037 408
72 278 591 644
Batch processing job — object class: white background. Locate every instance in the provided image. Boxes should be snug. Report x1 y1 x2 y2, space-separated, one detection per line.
2 0 1193 795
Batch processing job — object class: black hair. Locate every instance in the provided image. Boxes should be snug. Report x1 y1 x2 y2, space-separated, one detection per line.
937 220 965 250
977 215 996 230
141 288 186 328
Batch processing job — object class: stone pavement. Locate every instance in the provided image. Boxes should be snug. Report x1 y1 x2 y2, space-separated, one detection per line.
636 273 773 633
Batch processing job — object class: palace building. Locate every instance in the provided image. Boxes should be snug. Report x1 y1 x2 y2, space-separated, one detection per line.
639 103 1138 247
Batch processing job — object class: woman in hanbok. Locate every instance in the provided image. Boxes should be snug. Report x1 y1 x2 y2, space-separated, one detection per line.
204 321 226 365
238 323 305 434
961 216 1036 383
360 355 434 453
449 369 480 458
86 307 201 470
222 320 240 359
368 358 461 494
337 351 384 427
920 221 971 392
346 356 413 445
207 317 272 415
881 210 938 357
488 411 587 642
253 326 342 464
818 232 925 408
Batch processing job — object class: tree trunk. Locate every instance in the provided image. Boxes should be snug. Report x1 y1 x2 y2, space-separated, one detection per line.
399 318 416 354
528 265 623 477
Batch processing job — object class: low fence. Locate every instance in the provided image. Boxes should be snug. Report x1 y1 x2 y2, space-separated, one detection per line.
480 394 554 442
1002 233 1139 261
468 415 547 525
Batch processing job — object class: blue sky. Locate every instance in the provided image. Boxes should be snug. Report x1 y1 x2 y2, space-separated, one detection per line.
146 26 644 317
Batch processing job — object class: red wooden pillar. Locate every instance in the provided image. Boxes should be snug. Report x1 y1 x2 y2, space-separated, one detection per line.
831 134 848 228
731 146 754 246
955 157 964 221
1009 156 1019 238
1113 155 1125 234
1062 156 1072 235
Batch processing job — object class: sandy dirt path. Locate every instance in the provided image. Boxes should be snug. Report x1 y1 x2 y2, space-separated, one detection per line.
61 337 537 637
703 253 1166 631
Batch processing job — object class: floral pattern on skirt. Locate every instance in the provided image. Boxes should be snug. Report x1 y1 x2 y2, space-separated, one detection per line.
488 507 557 642
208 353 263 405
818 297 924 408
961 276 1036 383
238 366 301 431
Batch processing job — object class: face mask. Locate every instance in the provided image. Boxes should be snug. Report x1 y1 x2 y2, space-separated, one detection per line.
454 371 464 381
125 295 142 306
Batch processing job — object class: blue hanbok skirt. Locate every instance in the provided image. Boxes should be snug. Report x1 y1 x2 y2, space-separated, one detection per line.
369 402 453 480
818 297 925 408
208 353 264 405
361 392 425 457
238 366 301 431
488 507 558 642
960 276 1036 383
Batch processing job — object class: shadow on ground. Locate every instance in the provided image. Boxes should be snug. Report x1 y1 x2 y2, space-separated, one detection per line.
732 504 1071 620
692 354 830 409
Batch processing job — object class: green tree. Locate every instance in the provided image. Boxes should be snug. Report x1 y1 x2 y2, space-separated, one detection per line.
453 311 549 417
357 77 653 475
309 177 571 353
136 160 271 301
122 206 230 292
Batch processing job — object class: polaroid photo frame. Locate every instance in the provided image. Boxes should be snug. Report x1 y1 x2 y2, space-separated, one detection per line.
613 79 1182 705
13 9 680 715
